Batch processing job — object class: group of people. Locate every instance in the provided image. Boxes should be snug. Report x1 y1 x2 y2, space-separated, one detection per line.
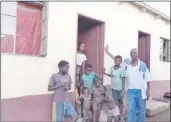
48 42 151 122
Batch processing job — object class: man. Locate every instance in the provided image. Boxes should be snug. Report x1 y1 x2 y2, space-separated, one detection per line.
105 45 150 122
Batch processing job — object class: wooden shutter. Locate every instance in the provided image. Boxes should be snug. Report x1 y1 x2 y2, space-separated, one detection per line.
40 2 48 57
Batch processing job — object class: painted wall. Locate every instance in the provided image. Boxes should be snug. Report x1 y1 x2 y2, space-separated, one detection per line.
2 2 170 99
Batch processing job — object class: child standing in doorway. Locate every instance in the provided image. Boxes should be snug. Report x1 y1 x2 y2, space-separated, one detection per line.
48 60 78 122
81 64 95 95
103 55 127 120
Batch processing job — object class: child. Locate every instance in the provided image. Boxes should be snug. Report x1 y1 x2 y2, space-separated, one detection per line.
103 86 120 122
81 64 95 95
103 55 127 120
82 87 92 122
92 76 105 122
75 68 82 117
48 60 78 122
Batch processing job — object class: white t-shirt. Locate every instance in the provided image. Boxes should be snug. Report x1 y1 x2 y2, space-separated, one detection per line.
76 52 87 66
123 58 150 99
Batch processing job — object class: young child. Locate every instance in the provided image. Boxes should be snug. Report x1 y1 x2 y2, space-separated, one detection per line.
48 60 78 122
81 64 95 95
92 76 105 122
103 55 127 120
103 86 120 122
75 68 82 117
81 87 92 122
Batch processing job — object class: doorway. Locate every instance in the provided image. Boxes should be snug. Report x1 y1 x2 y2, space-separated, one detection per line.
77 14 105 76
138 31 151 70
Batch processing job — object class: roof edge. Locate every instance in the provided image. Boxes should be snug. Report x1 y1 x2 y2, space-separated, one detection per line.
130 2 170 22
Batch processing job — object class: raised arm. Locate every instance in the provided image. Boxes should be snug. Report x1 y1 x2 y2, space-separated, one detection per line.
105 45 115 60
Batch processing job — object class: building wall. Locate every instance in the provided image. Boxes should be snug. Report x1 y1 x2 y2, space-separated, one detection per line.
1 2 170 121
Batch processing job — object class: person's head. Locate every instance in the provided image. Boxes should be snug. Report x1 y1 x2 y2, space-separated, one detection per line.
85 64 92 75
58 60 69 74
78 42 85 52
94 76 102 87
83 87 90 95
130 48 138 60
114 55 122 66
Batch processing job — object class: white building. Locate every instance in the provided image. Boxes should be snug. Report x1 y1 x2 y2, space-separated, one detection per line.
1 2 170 121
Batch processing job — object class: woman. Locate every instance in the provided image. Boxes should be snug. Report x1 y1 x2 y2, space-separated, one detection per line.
75 42 87 117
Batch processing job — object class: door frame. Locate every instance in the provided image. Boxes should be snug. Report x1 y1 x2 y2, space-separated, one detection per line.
76 13 105 78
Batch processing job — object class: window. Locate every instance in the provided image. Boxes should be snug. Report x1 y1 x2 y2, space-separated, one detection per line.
160 37 170 62
1 2 48 56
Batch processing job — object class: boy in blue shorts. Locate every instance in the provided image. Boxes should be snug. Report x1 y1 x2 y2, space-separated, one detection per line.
48 60 78 122
103 55 127 120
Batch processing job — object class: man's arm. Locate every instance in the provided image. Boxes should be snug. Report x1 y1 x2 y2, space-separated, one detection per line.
105 45 115 60
48 75 63 91
121 69 127 91
65 75 72 90
144 66 151 100
145 68 151 90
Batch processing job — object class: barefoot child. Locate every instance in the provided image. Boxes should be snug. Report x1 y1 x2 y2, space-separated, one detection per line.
81 87 92 122
92 76 105 122
103 86 120 122
103 55 127 120
48 60 78 122
75 68 82 117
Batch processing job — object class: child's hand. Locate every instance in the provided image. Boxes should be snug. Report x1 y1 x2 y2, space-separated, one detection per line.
64 82 69 90
60 82 66 87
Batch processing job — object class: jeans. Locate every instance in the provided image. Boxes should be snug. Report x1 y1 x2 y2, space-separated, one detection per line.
127 89 146 122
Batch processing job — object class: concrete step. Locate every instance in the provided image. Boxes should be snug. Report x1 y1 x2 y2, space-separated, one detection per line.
146 100 170 116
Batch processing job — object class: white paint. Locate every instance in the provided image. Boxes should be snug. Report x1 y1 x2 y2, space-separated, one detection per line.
1 2 170 99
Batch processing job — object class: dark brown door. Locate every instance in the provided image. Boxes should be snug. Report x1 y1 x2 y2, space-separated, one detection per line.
138 35 151 70
78 24 104 75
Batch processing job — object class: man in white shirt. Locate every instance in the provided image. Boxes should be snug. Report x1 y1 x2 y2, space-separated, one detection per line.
105 46 150 122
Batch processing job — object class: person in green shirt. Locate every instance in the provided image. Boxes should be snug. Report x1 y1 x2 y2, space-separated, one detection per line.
103 55 127 120
81 64 95 94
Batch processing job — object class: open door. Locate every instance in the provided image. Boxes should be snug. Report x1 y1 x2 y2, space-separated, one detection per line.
138 31 151 70
77 15 105 76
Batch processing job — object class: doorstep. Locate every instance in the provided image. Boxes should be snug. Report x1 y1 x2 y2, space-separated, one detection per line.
146 99 170 116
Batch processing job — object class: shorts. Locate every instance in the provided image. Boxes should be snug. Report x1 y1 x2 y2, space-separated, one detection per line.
112 89 123 104
108 106 120 117
52 101 77 122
